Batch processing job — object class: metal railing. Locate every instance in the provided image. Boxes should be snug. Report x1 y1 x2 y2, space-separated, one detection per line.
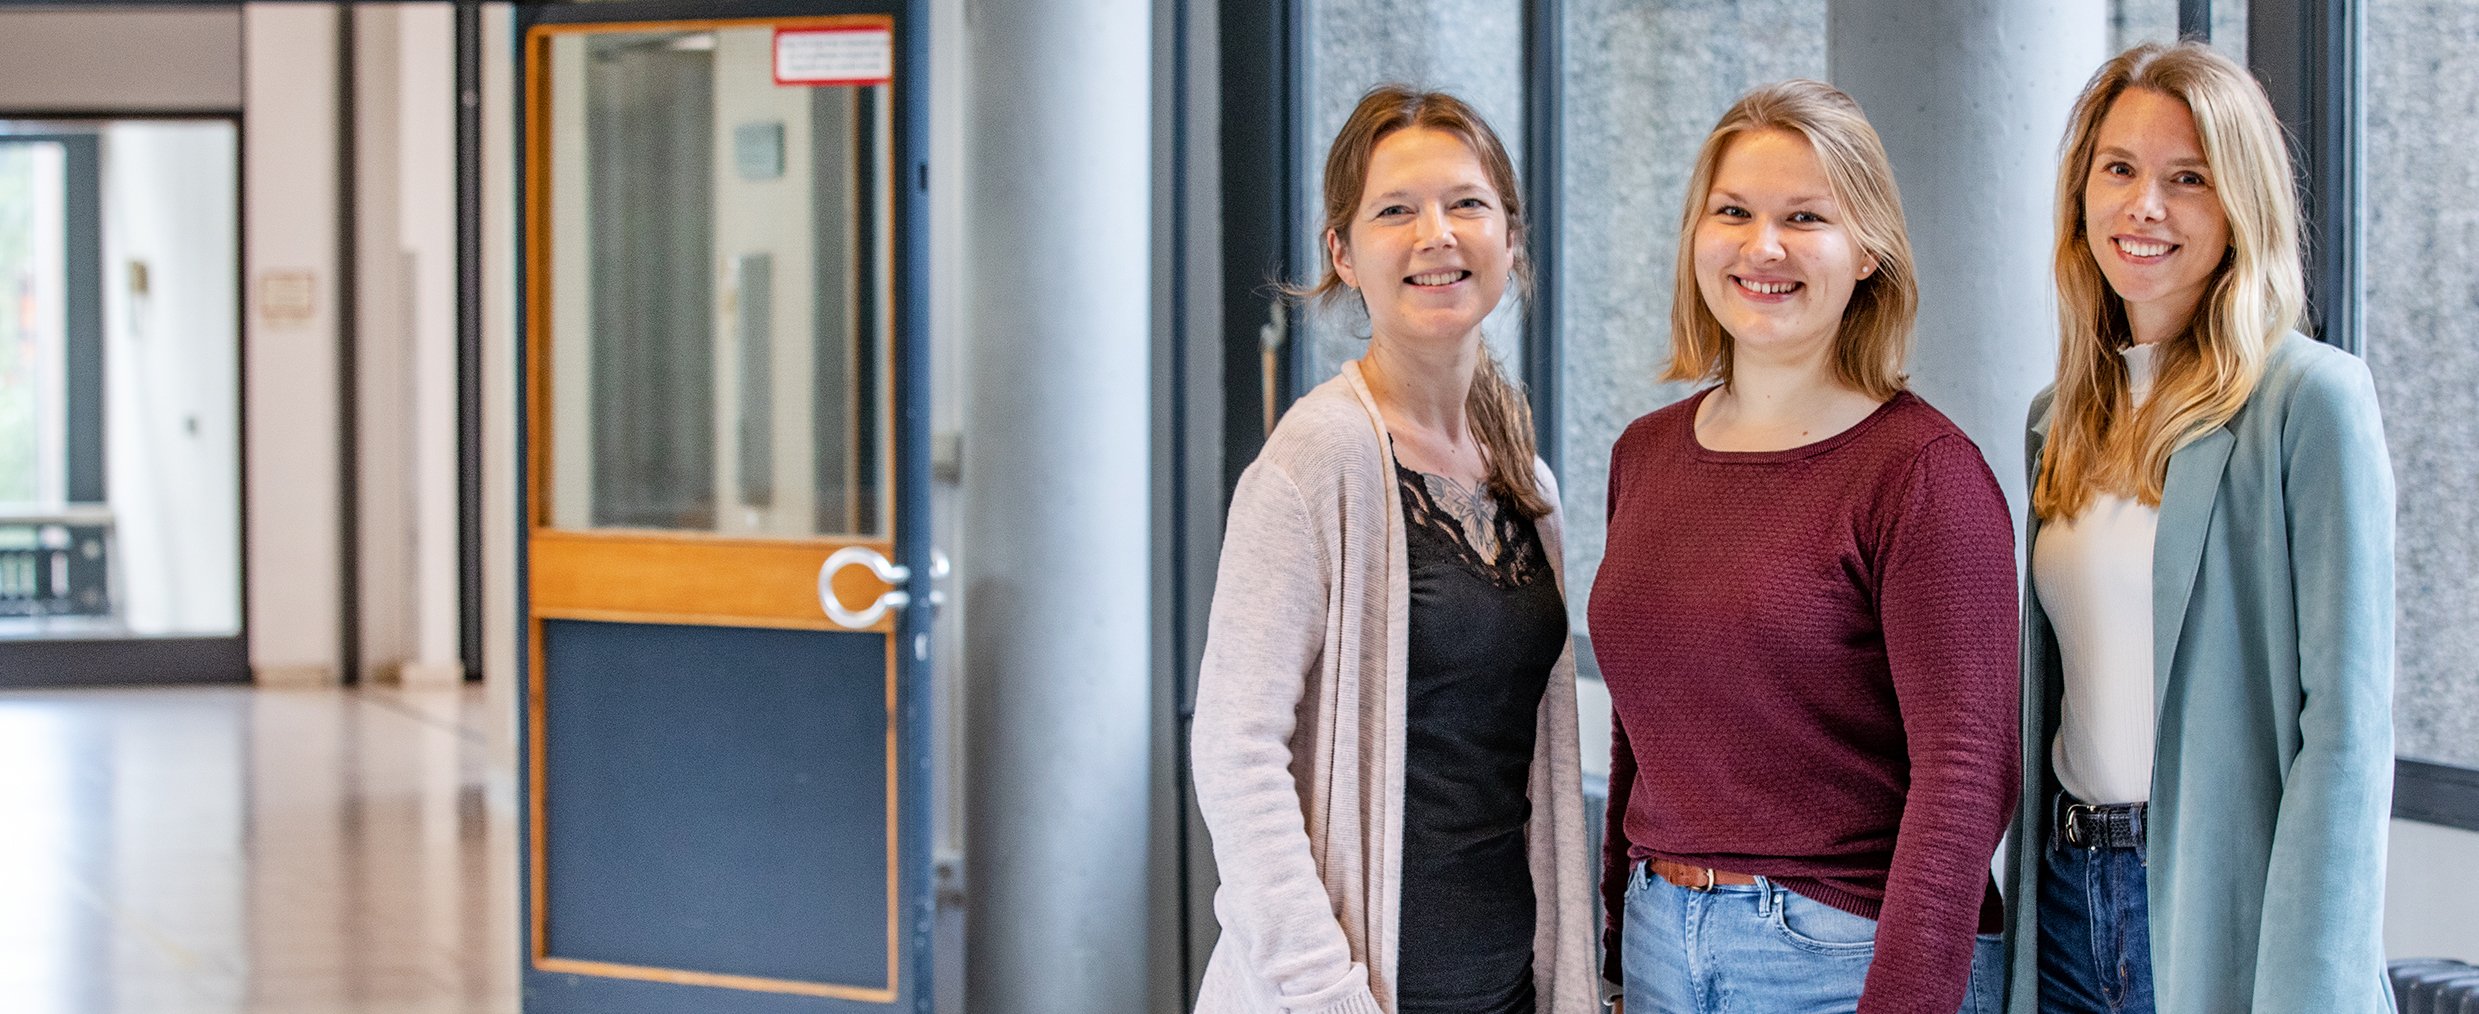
0 504 113 618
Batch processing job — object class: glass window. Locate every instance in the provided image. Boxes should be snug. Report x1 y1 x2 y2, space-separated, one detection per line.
2108 0 2245 59
1 121 239 640
541 26 895 538
1553 0 1826 632
2366 0 2479 770
0 140 66 506
1295 0 1529 391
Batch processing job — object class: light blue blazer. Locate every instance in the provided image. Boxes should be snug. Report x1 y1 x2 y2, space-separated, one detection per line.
2003 333 2396 1014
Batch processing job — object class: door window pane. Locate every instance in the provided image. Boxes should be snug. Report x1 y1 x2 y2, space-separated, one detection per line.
543 24 895 538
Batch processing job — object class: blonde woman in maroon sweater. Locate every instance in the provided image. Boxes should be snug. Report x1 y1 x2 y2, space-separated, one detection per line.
1589 80 2019 1014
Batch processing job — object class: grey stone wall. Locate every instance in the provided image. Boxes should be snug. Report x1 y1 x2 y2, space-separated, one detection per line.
2366 0 2479 769
1554 0 1826 630
1299 0 1528 388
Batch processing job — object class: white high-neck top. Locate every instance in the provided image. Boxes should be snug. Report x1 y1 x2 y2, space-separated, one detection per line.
2034 342 2163 806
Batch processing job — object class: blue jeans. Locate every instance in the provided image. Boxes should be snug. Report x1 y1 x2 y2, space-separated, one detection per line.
2035 826 2155 1013
1620 861 2004 1014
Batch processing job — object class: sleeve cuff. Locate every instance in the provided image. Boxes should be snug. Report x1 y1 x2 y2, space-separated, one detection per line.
1279 962 1384 1014
1288 985 1384 1014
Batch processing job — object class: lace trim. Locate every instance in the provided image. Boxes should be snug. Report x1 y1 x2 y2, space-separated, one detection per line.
1394 461 1551 591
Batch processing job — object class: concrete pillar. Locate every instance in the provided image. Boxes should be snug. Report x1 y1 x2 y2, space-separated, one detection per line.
1830 0 2106 522
960 2 1152 1013
393 5 463 686
343 5 461 687
243 2 345 685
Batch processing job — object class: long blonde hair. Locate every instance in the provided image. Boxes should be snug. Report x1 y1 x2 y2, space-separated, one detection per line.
2034 42 2305 520
1302 84 1550 518
1666 79 1918 400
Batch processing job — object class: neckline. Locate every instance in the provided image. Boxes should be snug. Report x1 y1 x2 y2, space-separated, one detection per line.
2121 342 2160 406
1684 386 1911 464
1384 436 1491 490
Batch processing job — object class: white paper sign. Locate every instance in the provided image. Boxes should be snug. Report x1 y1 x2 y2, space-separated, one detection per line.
259 270 316 328
774 27 893 87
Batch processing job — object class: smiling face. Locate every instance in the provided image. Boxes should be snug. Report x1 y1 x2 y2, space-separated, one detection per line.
1692 128 1876 366
1330 126 1514 351
2082 87 2232 344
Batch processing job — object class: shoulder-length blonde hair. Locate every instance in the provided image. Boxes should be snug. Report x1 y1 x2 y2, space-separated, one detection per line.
2034 41 2305 521
1665 79 1917 400
1298 84 1550 518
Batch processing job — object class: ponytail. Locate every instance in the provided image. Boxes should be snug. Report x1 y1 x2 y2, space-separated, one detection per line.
1467 351 1552 518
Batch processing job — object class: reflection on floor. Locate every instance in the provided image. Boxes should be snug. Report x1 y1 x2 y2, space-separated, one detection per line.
0 685 519 1014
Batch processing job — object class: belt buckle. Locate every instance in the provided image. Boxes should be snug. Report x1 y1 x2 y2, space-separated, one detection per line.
2063 802 2100 849
1690 866 1716 892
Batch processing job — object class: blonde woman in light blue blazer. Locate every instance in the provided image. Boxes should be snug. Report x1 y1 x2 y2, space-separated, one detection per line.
2005 42 2395 1014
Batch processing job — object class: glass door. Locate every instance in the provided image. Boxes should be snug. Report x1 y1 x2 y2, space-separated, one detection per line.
0 120 245 686
518 2 932 1010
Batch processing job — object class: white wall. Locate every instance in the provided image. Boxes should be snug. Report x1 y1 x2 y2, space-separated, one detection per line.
0 9 241 112
2388 819 2479 962
398 7 461 686
482 0 521 776
351 9 413 681
350 3 462 685
243 3 343 684
99 121 242 637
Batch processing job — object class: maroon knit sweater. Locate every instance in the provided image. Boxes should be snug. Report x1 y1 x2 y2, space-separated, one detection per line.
1588 388 2019 1014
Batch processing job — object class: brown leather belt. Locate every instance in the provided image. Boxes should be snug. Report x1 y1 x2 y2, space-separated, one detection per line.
1646 857 1759 891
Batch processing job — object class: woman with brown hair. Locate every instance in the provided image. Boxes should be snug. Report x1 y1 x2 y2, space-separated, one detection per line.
2005 41 2394 1014
1591 79 2018 1014
1189 84 1596 1014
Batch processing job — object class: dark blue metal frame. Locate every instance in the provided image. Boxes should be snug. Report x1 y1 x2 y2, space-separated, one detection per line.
512 1 933 1009
1522 0 1562 473
1216 0 1302 500
2248 0 2359 353
457 0 485 682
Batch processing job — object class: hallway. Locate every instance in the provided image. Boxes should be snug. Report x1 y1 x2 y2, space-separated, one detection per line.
0 685 517 1013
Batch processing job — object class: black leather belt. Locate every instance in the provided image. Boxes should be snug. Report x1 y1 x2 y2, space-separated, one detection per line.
2057 795 2146 849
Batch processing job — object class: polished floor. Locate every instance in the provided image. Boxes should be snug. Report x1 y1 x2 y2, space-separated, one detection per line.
0 684 519 1014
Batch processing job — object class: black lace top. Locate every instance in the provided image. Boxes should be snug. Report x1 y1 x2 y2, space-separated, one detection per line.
1392 460 1567 1014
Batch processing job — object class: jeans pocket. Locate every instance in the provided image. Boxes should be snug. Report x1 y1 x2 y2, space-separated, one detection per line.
1771 889 1879 954
1965 932 2006 1014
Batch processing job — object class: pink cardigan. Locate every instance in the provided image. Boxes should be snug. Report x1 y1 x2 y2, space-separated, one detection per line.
1189 362 1597 1014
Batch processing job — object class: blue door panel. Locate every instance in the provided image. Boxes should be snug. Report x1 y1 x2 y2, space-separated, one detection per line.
540 619 893 989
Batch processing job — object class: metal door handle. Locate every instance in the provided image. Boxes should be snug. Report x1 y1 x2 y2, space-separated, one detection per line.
818 546 911 629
